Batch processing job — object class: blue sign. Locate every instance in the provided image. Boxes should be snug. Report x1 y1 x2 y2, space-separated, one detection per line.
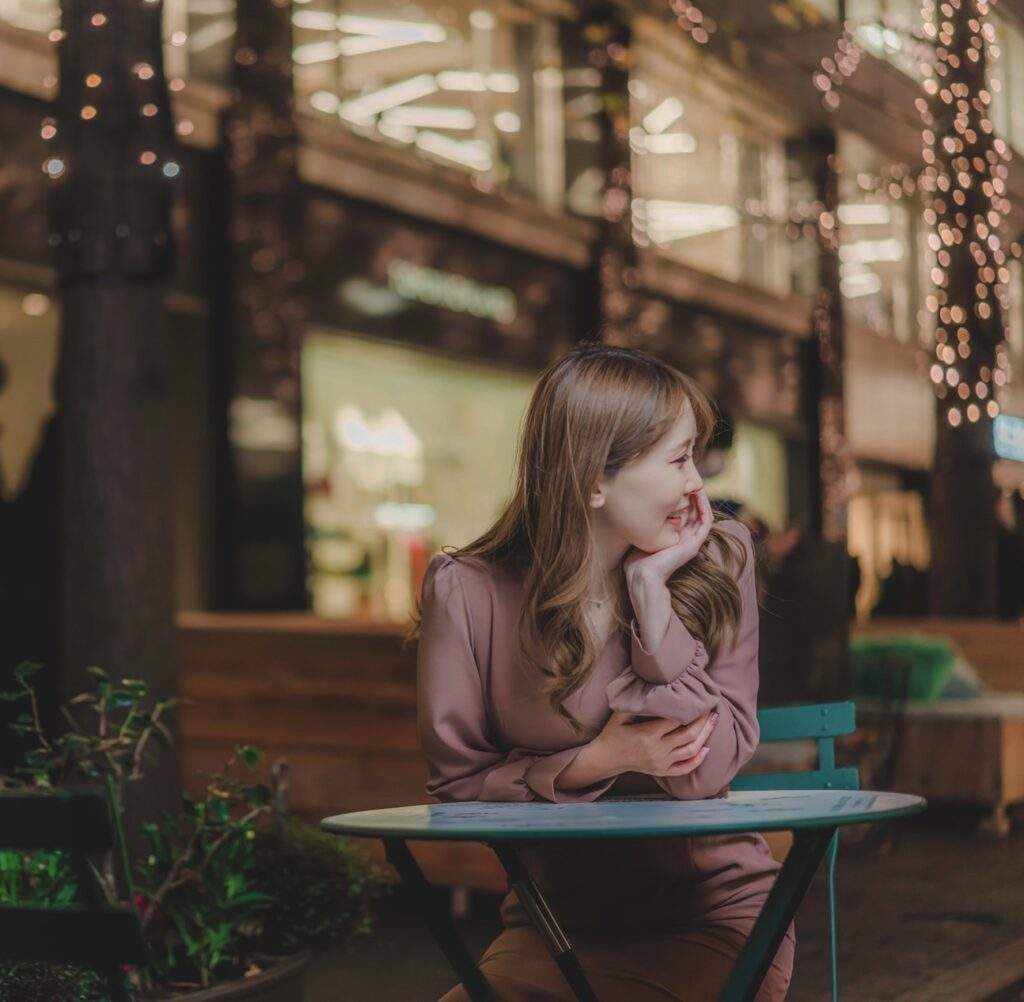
994 414 1024 462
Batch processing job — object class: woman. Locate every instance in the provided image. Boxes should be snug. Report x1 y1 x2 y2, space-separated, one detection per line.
409 343 795 1001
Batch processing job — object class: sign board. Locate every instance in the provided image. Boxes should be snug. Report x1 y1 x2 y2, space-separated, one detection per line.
994 414 1024 463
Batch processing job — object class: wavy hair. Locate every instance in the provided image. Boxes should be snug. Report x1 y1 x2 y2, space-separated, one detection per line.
407 342 748 736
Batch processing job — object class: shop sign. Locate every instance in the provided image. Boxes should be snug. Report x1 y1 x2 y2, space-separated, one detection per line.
386 260 517 323
994 414 1024 462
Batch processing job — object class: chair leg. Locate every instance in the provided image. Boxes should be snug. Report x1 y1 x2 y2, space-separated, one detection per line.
826 830 840 1002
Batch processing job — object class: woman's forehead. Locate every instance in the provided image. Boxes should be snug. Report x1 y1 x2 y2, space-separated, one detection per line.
659 401 697 448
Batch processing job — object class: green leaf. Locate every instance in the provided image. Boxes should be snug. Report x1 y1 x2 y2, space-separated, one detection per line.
237 745 264 769
14 661 44 682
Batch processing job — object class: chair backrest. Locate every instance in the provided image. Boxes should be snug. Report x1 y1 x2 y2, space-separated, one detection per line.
0 786 147 976
731 701 860 792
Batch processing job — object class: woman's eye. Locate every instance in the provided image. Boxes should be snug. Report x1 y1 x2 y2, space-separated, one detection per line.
675 453 691 466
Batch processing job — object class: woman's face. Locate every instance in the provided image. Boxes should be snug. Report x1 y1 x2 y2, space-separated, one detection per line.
590 401 705 555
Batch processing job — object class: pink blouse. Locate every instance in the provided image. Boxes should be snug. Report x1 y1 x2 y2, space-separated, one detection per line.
415 518 792 941
416 518 761 806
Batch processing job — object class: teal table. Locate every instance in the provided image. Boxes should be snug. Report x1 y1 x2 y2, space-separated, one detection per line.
322 789 925 1001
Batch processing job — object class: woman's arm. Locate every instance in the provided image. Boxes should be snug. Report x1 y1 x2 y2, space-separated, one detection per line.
605 520 760 800
417 554 619 803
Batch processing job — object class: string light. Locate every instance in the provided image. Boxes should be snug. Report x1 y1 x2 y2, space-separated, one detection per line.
46 0 181 274
917 0 1011 429
668 2 716 46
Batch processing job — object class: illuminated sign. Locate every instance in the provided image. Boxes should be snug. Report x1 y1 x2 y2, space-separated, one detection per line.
994 414 1024 462
387 260 517 324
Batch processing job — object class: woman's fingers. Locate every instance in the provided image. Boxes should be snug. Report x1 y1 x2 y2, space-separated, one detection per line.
665 745 711 776
672 711 717 758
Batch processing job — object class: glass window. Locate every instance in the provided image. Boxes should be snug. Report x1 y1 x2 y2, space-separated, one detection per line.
703 420 789 531
629 33 793 296
292 0 563 203
0 0 58 33
0 1 235 87
302 330 534 622
846 0 923 81
838 132 921 343
989 10 1024 155
164 0 236 87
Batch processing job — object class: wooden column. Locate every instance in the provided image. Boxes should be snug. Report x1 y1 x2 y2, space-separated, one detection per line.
51 0 180 813
215 0 308 610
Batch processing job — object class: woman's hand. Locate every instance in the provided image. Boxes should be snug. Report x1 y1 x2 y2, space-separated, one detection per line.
593 708 719 778
623 488 714 587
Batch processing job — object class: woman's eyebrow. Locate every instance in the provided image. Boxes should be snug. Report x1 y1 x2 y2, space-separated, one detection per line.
670 437 696 453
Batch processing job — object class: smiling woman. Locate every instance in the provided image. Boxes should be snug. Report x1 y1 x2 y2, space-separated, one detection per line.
410 342 794 1002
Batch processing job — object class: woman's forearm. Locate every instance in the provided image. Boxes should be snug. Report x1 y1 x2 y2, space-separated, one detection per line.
553 739 622 791
627 570 674 653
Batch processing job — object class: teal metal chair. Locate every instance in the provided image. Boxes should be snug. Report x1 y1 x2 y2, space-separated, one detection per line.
731 702 859 1002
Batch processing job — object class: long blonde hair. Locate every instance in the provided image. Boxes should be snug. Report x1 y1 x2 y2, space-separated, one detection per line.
407 342 747 736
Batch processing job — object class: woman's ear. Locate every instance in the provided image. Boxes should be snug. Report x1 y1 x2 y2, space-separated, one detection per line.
589 487 606 510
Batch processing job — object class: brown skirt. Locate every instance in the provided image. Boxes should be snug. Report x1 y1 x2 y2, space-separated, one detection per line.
439 893 795 1001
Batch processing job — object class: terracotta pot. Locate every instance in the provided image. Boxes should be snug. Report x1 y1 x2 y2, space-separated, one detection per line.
139 951 313 1002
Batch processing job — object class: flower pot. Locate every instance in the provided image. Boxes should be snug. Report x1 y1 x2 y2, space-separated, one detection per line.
139 951 313 1002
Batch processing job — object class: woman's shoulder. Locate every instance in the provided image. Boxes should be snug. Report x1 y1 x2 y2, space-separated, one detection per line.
423 551 514 606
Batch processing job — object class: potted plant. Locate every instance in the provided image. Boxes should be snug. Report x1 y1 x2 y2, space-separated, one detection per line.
0 662 396 1000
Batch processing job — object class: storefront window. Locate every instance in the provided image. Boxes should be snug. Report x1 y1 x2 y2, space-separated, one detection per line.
0 282 59 504
0 0 57 33
703 420 789 531
989 10 1024 156
302 330 534 622
838 132 921 343
845 0 923 81
293 0 563 203
0 1 235 86
629 29 793 296
164 0 236 87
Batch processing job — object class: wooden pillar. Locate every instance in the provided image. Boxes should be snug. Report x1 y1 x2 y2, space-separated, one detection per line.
51 0 180 813
923 0 1006 615
215 0 307 610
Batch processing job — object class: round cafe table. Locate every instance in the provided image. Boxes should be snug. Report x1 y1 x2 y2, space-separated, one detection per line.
322 789 926 1002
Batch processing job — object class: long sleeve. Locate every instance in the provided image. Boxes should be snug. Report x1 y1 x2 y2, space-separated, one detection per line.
604 520 760 800
417 554 617 804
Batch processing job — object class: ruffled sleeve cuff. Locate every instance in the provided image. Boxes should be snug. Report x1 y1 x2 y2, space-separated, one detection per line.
525 746 617 803
476 746 616 803
629 613 706 684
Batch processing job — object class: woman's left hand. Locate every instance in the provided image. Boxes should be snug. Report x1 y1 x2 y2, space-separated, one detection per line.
623 488 714 586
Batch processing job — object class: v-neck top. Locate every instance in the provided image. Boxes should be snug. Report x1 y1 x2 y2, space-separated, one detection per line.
416 519 792 934
416 518 761 806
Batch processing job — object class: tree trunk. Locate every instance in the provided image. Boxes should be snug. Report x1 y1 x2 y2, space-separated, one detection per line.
52 0 180 819
923 0 1007 614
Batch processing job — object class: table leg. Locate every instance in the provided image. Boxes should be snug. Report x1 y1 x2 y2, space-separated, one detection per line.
489 842 599 1002
720 827 836 1002
383 838 497 1002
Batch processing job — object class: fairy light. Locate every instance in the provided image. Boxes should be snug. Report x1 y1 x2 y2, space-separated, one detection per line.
813 21 864 110
917 0 1012 430
667 1 716 46
47 0 180 274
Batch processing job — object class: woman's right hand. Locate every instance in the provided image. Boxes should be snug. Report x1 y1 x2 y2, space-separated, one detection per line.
594 708 719 778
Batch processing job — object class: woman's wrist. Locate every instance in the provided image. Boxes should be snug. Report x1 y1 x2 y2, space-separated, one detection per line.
553 737 623 791
627 572 673 654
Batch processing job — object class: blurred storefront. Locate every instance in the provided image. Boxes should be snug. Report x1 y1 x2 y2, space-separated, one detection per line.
298 190 578 623
0 0 1022 762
